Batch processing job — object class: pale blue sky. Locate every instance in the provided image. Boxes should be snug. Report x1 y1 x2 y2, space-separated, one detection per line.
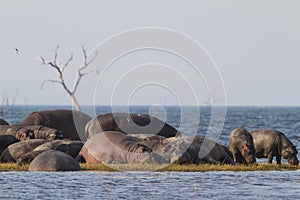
1 1 300 106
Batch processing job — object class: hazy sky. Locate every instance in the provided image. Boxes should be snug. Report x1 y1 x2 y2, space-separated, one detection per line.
1 1 300 106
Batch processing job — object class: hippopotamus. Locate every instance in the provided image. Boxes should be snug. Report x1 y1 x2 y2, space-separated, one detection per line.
28 150 81 171
85 113 180 139
17 140 83 165
137 136 191 164
181 136 235 165
0 135 19 154
0 119 9 125
0 125 34 141
79 131 153 164
250 129 299 165
20 109 92 141
0 125 62 140
229 127 256 164
0 139 47 163
24 126 63 140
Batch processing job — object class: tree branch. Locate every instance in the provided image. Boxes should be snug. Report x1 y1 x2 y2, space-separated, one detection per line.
41 79 62 90
61 53 73 72
53 45 59 66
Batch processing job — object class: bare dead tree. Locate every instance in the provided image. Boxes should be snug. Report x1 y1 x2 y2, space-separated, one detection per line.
38 46 98 111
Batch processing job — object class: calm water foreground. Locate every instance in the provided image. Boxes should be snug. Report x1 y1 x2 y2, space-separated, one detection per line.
1 105 300 199
1 171 300 199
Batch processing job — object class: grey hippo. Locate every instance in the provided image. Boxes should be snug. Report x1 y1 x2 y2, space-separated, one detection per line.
229 127 256 164
181 136 235 165
20 109 92 141
250 129 299 165
0 125 34 141
28 150 81 171
0 139 47 163
85 113 181 139
0 125 62 140
0 135 19 155
17 139 83 165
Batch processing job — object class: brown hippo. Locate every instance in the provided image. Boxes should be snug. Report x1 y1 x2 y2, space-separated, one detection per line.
181 136 235 165
229 127 256 164
0 119 9 125
20 109 92 141
250 130 299 165
17 140 83 165
24 126 63 140
0 125 34 141
85 113 180 139
0 139 47 163
0 125 62 140
28 150 81 171
79 131 153 164
0 135 19 154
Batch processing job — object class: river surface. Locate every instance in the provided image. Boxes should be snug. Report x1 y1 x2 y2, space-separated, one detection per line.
0 105 300 199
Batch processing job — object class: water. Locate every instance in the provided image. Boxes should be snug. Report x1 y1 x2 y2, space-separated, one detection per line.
0 171 300 199
1 105 300 199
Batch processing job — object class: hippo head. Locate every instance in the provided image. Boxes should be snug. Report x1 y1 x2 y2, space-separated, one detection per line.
46 130 63 140
34 127 63 140
16 128 34 141
129 143 153 163
282 146 299 165
240 142 256 164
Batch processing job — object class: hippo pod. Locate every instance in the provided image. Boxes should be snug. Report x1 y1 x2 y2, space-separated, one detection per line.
17 140 83 165
79 131 154 164
250 129 299 165
0 119 9 125
28 150 81 171
20 109 92 141
229 127 256 164
0 139 48 163
85 113 181 139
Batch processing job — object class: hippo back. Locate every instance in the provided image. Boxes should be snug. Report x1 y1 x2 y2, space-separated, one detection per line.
0 119 9 125
85 113 180 139
0 135 19 154
20 109 92 141
80 131 153 164
28 150 81 171
0 139 47 163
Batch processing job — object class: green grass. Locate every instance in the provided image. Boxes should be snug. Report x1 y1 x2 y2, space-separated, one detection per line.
1 163 300 172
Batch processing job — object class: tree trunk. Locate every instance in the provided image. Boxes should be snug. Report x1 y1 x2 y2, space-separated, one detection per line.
70 94 81 111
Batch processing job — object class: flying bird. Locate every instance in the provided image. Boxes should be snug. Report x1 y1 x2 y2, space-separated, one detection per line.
15 48 19 53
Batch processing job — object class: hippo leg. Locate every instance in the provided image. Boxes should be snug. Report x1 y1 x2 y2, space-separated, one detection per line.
276 155 281 165
232 152 239 163
267 153 273 164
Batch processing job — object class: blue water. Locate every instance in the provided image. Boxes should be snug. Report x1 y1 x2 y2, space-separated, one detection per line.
1 105 300 199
